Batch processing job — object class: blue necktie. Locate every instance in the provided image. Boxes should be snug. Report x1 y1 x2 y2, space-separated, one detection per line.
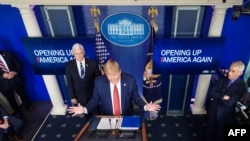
80 63 85 79
227 80 232 88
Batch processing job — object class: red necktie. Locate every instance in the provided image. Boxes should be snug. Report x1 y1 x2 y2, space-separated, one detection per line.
113 85 121 116
0 59 8 72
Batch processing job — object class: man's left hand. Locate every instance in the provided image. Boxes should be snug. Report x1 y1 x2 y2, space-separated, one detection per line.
146 101 161 112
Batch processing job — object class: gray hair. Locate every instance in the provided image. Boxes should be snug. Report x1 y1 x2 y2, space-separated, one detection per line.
230 61 245 72
72 43 85 51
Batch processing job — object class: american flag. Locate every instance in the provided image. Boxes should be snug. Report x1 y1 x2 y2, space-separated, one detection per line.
142 25 162 102
95 31 110 67
142 25 162 120
146 25 155 65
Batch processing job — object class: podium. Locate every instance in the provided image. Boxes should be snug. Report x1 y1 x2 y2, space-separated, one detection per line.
74 115 147 141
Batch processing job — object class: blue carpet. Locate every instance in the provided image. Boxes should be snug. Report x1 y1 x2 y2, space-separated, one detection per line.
32 113 88 141
145 113 207 141
32 113 207 141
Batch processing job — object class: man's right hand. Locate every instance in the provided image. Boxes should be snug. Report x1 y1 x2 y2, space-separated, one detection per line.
68 103 85 116
223 95 230 100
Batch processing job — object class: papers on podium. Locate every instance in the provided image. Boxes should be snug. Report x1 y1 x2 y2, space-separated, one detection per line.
119 116 141 130
95 116 141 131
97 117 121 130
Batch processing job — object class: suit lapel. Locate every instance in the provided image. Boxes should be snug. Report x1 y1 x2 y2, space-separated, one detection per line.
72 61 81 78
104 76 113 114
85 59 88 76
1 52 10 69
228 78 239 87
120 74 127 113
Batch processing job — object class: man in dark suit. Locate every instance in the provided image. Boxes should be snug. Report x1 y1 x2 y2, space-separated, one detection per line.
66 43 101 110
0 50 34 114
206 61 247 141
68 60 161 116
0 104 24 141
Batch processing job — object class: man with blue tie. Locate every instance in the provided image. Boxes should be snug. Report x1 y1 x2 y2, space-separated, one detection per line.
68 60 161 116
65 43 101 111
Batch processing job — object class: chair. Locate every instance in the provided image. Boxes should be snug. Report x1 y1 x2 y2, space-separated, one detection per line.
0 91 14 114
236 91 250 124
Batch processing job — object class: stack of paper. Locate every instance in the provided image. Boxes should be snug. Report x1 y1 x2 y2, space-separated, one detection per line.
96 117 121 130
119 116 141 130
95 116 141 130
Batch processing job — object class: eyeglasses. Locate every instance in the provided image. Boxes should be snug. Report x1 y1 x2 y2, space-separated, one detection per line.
228 69 239 73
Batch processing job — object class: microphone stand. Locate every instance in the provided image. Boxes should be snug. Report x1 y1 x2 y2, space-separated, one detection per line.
109 118 112 134
110 117 120 134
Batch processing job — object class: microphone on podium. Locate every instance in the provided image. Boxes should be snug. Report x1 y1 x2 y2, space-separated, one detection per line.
109 118 112 130
115 119 119 129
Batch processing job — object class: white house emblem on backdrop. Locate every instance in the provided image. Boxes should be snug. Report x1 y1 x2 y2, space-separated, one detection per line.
101 12 151 47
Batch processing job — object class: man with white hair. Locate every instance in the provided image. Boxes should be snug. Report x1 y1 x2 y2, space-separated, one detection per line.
66 43 101 115
206 60 247 141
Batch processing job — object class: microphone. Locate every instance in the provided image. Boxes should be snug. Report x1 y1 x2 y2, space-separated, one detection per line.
109 118 112 130
115 119 119 129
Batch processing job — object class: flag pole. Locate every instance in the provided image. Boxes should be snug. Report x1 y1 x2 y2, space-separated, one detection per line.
91 6 110 74
90 6 100 32
91 6 103 74
146 6 160 88
142 6 162 120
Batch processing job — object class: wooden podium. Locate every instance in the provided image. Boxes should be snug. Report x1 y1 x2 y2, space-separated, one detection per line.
74 116 147 141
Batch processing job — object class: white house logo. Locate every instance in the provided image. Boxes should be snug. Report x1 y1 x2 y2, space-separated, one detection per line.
101 12 150 47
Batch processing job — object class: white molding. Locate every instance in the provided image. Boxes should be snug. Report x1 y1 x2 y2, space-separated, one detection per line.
0 0 243 6
43 6 76 36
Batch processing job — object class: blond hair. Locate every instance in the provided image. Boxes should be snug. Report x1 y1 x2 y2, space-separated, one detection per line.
103 60 120 74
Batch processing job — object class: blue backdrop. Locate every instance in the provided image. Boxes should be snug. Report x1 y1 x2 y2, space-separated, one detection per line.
21 37 97 74
153 37 225 74
0 5 250 102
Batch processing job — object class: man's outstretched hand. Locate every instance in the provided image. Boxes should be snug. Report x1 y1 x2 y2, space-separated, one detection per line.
68 103 85 116
146 101 161 112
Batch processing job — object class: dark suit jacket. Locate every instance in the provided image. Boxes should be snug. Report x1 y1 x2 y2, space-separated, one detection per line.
0 104 24 139
0 105 8 120
0 51 22 92
0 51 32 111
85 73 146 116
207 77 246 124
66 58 101 105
